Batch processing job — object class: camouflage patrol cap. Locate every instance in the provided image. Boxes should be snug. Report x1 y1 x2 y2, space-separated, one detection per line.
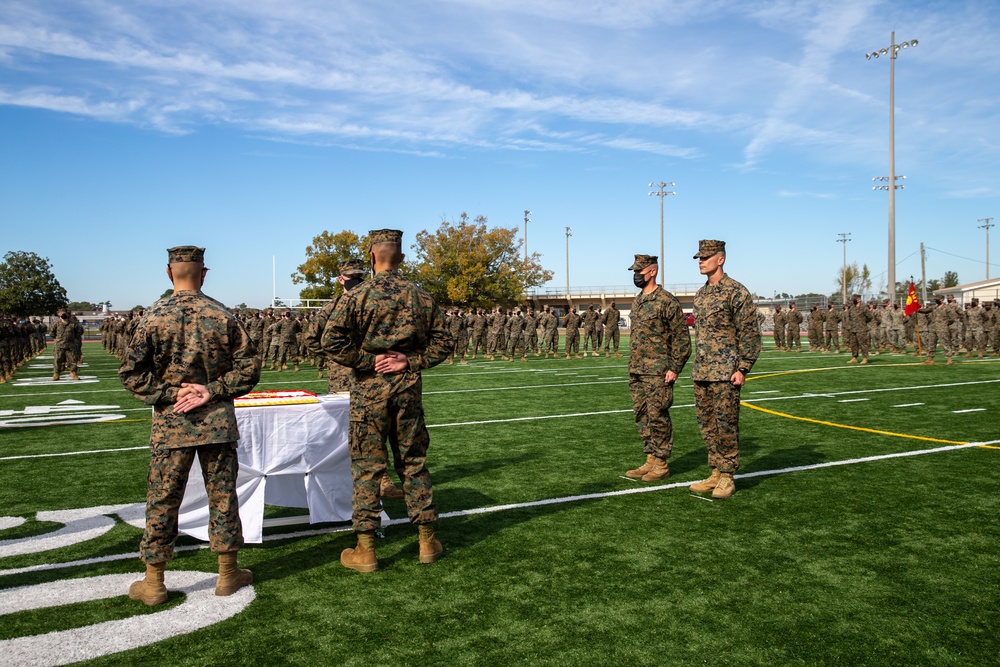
167 246 205 263
693 239 726 259
368 229 403 246
339 259 367 276
628 254 657 271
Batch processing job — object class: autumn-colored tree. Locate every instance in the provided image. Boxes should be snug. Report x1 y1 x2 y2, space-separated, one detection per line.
407 213 554 308
291 230 370 300
834 262 872 299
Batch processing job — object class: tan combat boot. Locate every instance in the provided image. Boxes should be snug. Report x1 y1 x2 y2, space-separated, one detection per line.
418 524 443 564
605 351 610 358
70 371 80 380
859 358 868 365
129 562 168 606
216 551 253 596
711 473 736 499
459 359 469 365
689 468 721 493
520 356 528 362
565 353 570 359
625 454 656 479
293 364 300 372
317 369 323 379
640 457 670 482
341 532 378 573
615 352 622 358
846 357 857 364
380 474 404 500
946 356 953 366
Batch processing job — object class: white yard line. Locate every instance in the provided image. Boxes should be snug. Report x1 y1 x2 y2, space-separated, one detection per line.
953 408 986 414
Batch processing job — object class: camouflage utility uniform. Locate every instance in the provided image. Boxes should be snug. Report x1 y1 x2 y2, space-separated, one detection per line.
322 249 453 537
119 250 260 566
692 271 761 476
627 257 691 472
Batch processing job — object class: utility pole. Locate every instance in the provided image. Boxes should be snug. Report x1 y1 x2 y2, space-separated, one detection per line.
648 181 676 287
837 233 851 304
565 227 572 306
523 210 531 264
979 217 994 280
920 242 927 303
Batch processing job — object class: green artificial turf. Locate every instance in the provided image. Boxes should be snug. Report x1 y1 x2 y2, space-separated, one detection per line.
1 341 999 665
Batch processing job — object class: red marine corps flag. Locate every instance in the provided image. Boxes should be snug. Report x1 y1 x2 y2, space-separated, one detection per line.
904 281 920 316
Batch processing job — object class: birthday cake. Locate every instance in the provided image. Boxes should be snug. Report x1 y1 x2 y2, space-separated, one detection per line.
235 390 319 407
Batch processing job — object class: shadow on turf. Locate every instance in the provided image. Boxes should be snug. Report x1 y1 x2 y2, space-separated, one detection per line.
736 437 826 491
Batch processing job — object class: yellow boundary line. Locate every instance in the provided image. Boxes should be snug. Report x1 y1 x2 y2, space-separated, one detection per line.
742 364 988 447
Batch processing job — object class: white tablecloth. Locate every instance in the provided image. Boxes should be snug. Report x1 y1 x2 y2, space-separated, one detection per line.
177 394 352 543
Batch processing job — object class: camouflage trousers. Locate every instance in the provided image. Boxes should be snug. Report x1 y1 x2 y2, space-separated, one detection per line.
52 345 76 376
629 374 675 460
845 329 869 359
348 381 437 533
141 441 243 564
824 329 840 352
485 333 501 356
565 329 580 355
773 327 785 349
544 329 559 353
787 327 801 350
693 381 742 474
582 327 597 352
470 331 487 357
924 326 952 358
603 326 620 352
505 332 525 358
276 341 298 367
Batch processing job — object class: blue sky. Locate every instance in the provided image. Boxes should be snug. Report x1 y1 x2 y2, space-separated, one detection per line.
1 0 998 309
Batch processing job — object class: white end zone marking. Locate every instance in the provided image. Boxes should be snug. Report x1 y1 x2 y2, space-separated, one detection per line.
0 572 254 667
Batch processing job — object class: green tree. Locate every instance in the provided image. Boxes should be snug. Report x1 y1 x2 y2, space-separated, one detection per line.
407 213 554 308
942 270 959 288
291 230 370 301
835 262 872 298
66 301 98 312
0 251 68 316
159 288 173 300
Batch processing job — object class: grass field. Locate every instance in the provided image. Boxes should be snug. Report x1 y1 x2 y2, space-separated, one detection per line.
1 337 999 666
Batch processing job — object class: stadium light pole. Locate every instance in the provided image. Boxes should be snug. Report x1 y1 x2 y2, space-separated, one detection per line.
524 210 531 264
565 226 572 300
980 217 995 280
648 181 676 287
866 31 917 305
837 232 851 304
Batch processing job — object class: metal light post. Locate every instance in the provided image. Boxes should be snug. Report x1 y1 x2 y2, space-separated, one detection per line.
980 217 995 280
648 181 676 287
872 174 905 296
837 232 851 304
523 210 531 264
565 226 572 299
866 32 917 305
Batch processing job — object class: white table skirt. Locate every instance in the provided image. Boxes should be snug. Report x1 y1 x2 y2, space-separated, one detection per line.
177 394 352 543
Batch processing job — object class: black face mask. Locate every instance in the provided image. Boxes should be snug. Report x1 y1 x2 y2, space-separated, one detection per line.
633 272 648 289
343 277 362 291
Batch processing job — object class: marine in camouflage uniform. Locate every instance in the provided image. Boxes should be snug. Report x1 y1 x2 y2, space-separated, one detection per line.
563 308 581 358
544 306 559 356
581 305 600 356
485 307 505 359
119 245 260 605
687 240 762 499
323 229 454 572
920 296 958 364
844 296 873 364
602 302 622 357
785 302 803 351
624 254 691 482
965 299 986 358
49 310 80 381
806 305 824 352
469 309 487 359
887 303 906 353
274 311 301 371
772 305 785 351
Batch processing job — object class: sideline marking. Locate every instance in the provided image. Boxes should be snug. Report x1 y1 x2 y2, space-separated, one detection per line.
5 438 1000 578
953 408 985 414
893 403 924 408
741 402 967 445
838 398 869 403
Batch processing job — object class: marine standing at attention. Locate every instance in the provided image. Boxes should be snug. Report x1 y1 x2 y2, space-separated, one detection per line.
624 254 691 482
120 245 260 605
322 229 454 573
688 240 762 499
